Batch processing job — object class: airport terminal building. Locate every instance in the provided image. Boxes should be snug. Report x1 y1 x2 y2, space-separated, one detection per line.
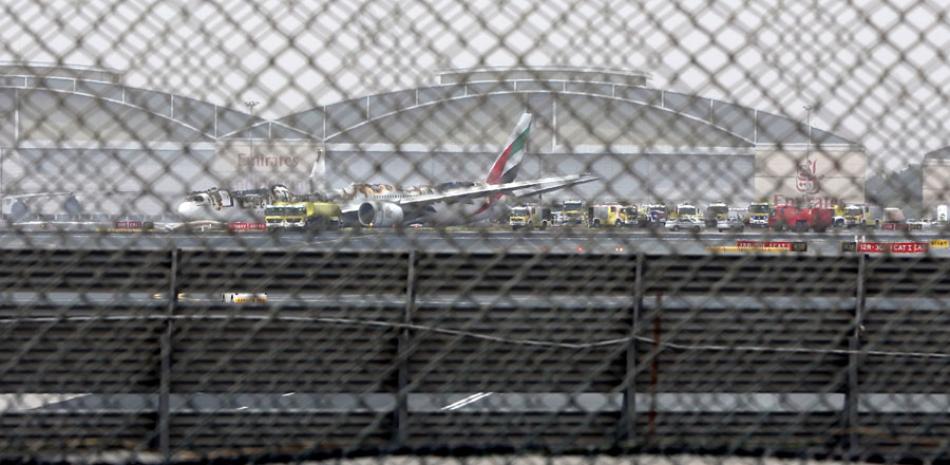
0 64 867 217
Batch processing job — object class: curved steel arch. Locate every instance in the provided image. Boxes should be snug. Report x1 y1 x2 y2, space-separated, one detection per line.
217 118 317 140
2 85 226 141
323 89 756 147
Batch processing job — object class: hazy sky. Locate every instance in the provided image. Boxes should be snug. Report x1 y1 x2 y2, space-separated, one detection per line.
2 0 950 170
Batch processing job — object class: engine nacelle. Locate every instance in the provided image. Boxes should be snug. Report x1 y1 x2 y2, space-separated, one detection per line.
63 195 83 216
357 201 404 227
8 200 29 221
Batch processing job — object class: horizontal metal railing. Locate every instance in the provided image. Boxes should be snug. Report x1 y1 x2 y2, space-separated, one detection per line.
0 247 948 462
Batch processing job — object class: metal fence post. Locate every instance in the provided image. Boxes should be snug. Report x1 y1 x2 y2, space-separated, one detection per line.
622 252 644 445
845 253 866 458
159 248 178 461
395 249 417 446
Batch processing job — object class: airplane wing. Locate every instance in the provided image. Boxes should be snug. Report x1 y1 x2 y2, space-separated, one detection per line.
341 174 598 213
2 191 75 201
508 176 599 198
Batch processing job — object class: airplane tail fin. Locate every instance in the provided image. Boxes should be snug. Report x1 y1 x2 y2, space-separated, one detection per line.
486 113 532 185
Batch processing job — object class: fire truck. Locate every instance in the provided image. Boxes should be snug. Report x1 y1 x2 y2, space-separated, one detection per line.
769 204 833 233
509 204 552 230
833 203 876 229
554 200 588 226
746 202 771 228
705 203 729 227
263 201 342 231
588 203 634 227
641 204 669 227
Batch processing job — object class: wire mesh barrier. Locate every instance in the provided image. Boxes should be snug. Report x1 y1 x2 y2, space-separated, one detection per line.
2 249 950 463
2 1 950 464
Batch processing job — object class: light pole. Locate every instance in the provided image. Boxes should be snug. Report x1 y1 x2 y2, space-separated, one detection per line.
244 100 259 189
803 104 813 152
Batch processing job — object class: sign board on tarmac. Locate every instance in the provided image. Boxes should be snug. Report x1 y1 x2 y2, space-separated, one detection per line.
850 242 929 254
736 240 807 252
228 222 267 232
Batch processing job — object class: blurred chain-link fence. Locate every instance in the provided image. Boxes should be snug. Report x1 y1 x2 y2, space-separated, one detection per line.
2 1 950 464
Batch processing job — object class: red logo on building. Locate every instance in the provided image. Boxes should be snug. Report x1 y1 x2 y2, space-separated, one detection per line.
796 159 820 194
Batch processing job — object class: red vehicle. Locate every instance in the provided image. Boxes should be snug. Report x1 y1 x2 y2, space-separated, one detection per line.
769 205 833 232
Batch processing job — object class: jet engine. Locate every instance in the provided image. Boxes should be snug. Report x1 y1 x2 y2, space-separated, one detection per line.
63 195 83 216
357 201 404 227
8 200 29 221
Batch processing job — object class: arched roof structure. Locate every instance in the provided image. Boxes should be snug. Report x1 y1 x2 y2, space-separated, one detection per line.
275 67 856 152
0 64 265 150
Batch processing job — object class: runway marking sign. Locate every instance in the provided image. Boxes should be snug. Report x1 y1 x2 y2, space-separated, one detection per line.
931 239 949 249
708 245 791 254
114 221 143 230
848 242 929 254
228 222 267 232
736 240 807 252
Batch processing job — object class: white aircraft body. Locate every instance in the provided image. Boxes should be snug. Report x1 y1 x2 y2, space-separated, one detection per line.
176 185 293 223
176 113 597 226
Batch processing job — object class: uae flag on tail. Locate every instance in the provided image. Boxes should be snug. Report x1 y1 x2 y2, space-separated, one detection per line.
486 113 532 185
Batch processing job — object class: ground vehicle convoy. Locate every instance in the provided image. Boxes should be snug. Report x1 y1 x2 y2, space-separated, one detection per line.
769 204 833 232
745 202 771 228
705 203 728 227
588 203 631 227
509 204 551 230
264 201 342 230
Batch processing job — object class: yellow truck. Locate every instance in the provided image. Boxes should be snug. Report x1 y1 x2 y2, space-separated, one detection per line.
841 203 875 229
509 204 552 230
264 201 342 231
745 202 771 228
673 203 701 221
621 205 639 226
705 203 729 227
555 200 588 226
588 203 632 227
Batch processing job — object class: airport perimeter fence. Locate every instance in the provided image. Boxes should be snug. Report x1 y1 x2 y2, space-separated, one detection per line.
3 1 950 464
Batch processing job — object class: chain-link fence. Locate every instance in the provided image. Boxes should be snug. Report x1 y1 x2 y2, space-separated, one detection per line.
2 1 950 464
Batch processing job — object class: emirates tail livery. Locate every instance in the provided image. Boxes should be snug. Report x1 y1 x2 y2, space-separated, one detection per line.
177 113 597 226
